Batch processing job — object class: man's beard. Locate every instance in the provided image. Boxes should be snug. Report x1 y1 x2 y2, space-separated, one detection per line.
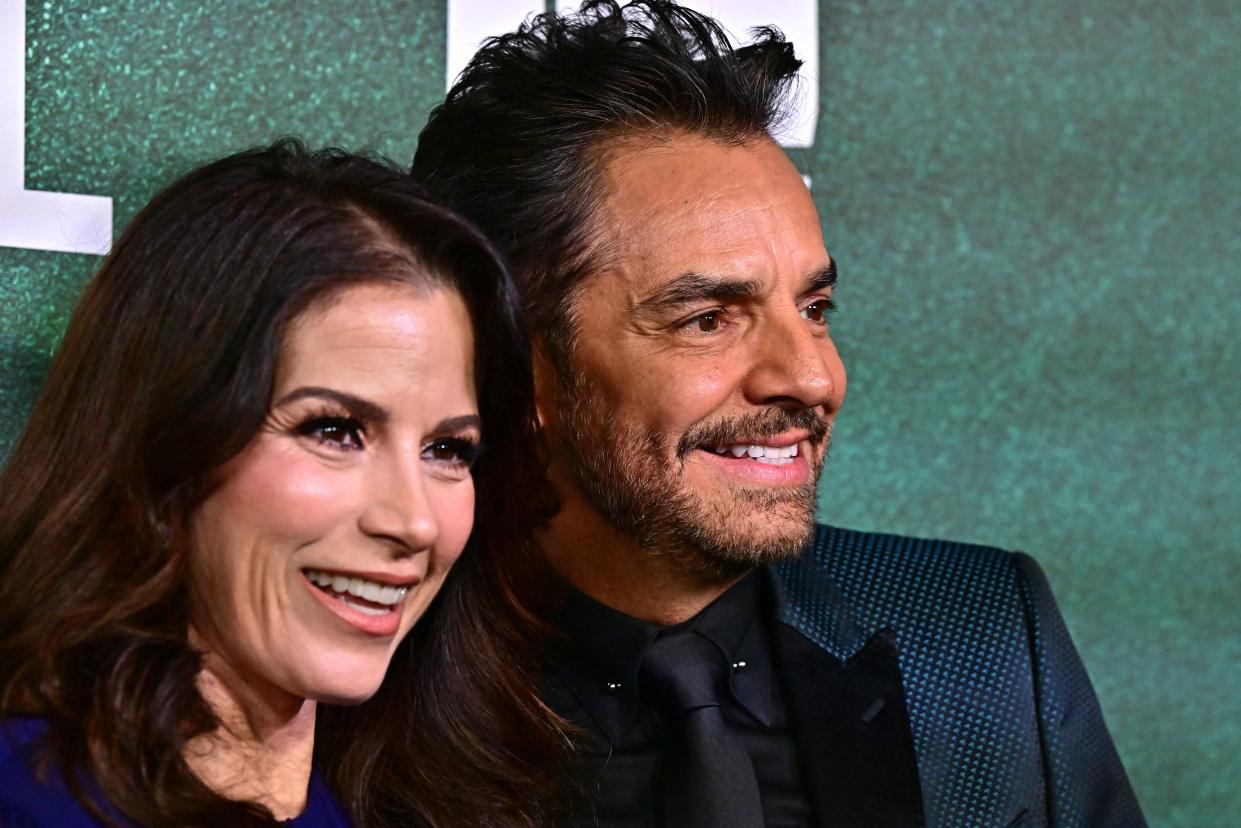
553 372 831 583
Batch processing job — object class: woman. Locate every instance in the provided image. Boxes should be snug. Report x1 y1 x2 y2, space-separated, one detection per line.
0 140 564 826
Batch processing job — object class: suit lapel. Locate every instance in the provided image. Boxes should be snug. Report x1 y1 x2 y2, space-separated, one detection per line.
766 562 925 828
772 624 924 827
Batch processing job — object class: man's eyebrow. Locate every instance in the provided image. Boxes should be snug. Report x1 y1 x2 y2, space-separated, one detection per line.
273 387 388 424
804 260 837 294
635 272 766 313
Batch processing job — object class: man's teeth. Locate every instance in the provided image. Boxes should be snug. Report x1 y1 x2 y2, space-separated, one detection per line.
304 569 409 612
712 443 799 463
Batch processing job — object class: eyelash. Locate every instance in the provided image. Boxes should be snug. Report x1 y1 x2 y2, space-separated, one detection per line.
679 296 838 334
295 411 367 452
801 296 837 324
422 436 483 470
294 410 482 470
683 308 728 334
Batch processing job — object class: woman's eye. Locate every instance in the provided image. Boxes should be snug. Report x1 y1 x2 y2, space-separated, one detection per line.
297 417 366 451
423 438 481 468
801 298 836 324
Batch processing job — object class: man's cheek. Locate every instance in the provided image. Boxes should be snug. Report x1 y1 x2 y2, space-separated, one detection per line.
644 372 736 426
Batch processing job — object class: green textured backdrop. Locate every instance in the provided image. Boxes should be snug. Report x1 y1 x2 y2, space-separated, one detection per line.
2 1 1238 824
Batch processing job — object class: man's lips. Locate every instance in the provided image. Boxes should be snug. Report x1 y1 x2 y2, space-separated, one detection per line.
722 430 811 449
703 430 812 460
690 432 815 484
677 407 829 458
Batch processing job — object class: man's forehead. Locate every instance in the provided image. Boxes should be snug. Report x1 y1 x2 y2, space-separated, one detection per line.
591 133 829 298
599 132 803 207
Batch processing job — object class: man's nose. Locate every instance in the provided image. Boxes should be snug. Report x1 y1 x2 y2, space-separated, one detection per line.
742 310 843 411
357 452 439 555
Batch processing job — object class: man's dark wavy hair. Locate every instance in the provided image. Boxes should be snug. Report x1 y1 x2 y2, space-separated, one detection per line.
413 0 802 369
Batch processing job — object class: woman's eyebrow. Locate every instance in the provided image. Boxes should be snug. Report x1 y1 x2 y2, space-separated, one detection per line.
433 414 483 434
272 386 388 424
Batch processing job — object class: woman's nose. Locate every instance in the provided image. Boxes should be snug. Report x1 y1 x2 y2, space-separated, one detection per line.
356 454 439 555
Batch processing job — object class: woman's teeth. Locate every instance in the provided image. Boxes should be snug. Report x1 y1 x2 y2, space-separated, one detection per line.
712 443 799 464
303 569 409 615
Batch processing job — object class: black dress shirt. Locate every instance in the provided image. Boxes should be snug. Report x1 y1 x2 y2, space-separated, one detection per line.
546 572 816 827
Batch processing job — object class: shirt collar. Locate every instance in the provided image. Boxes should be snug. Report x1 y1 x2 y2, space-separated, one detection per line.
550 570 781 746
555 581 661 695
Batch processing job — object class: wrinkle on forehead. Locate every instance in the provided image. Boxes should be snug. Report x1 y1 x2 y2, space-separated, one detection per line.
592 133 826 306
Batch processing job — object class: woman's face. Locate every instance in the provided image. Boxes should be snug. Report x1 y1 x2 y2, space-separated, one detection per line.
188 281 479 706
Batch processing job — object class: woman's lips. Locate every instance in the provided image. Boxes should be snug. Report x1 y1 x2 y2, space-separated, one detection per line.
301 569 418 637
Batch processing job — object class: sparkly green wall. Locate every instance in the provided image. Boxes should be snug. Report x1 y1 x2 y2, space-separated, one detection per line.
2 1 1238 824
811 3 1240 824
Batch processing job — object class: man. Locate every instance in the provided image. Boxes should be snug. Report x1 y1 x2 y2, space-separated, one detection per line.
413 1 1146 825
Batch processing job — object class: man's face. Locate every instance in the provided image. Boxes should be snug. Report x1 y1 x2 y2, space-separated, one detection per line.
541 133 846 579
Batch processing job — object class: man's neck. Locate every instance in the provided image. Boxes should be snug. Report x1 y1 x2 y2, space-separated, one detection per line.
538 494 748 626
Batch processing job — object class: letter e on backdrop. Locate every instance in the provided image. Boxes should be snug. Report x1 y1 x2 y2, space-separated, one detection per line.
0 0 112 255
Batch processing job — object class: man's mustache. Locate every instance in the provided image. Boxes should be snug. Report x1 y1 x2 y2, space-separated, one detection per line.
676 408 832 460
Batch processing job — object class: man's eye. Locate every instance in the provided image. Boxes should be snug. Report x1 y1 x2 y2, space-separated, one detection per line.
423 438 481 468
690 311 722 333
297 417 366 451
801 298 836 324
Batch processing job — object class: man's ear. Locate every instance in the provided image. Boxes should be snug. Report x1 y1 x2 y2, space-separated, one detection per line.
531 336 557 435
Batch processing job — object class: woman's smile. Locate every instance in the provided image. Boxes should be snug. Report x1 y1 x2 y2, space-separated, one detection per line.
301 567 422 636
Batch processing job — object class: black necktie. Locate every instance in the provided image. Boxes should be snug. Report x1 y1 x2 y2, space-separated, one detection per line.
639 630 765 828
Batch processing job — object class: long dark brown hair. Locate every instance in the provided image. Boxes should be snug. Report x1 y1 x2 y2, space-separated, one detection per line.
0 139 566 826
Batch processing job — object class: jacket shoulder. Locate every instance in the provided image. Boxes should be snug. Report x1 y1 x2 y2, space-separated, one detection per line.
791 524 1025 628
807 523 1016 569
777 527 1145 827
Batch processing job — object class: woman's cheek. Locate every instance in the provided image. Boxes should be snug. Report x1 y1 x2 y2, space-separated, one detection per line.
433 480 476 571
223 439 358 539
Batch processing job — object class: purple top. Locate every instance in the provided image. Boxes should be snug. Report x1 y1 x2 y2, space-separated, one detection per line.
0 718 351 827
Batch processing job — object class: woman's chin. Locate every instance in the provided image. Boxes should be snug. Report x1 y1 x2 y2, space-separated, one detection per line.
313 686 380 706
286 655 390 707
303 676 383 707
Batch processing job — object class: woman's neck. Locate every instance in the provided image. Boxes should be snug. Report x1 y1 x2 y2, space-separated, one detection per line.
185 653 317 821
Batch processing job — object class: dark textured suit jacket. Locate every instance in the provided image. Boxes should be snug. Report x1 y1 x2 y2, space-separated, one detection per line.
765 524 1145 827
